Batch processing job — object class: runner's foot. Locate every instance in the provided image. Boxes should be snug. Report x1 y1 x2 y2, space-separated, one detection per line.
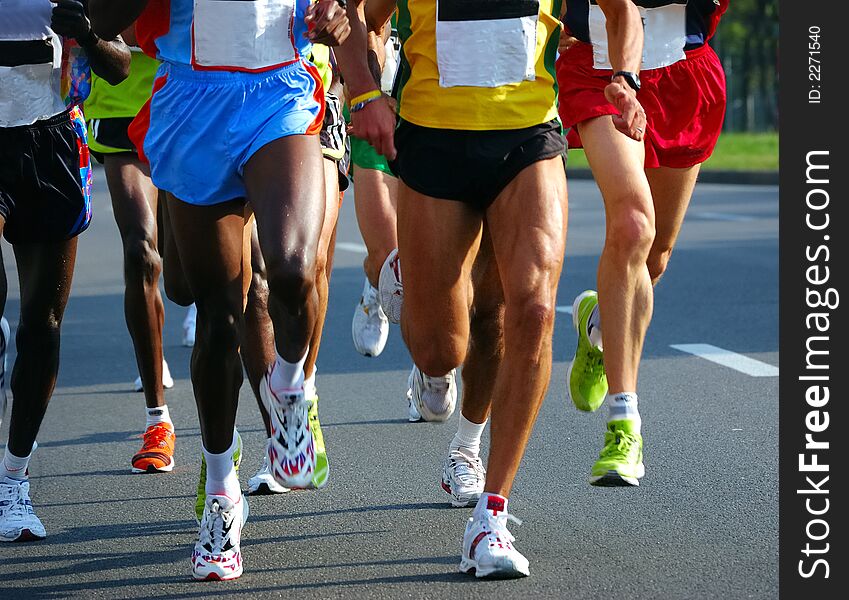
131 422 176 473
407 365 457 422
566 291 608 412
352 278 389 357
183 304 197 348
196 431 243 522
590 419 645 486
133 360 175 392
247 440 291 496
441 450 485 508
192 492 248 581
0 477 46 542
460 494 529 579
378 249 403 324
260 374 316 489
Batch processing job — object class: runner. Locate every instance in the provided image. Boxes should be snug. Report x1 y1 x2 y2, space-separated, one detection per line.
556 0 728 486
90 0 369 581
84 29 181 473
0 0 129 542
363 0 644 578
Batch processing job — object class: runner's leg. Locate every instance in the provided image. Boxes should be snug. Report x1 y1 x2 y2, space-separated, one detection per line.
645 165 700 284
354 168 398 286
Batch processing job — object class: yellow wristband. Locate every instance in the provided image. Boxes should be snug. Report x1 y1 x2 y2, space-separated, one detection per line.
348 89 382 108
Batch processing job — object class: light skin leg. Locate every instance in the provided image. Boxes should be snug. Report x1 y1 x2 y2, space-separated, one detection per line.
353 167 398 286
579 115 655 394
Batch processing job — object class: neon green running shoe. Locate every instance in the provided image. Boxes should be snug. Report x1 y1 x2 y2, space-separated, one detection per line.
566 290 608 412
590 419 645 486
195 429 243 523
308 395 329 489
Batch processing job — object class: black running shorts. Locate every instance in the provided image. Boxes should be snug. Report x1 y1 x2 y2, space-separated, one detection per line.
391 119 566 210
0 108 92 245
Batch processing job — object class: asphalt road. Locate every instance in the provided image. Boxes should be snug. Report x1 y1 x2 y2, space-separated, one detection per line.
0 168 779 599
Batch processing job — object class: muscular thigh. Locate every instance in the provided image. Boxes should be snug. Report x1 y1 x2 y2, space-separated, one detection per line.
397 183 483 335
485 156 567 304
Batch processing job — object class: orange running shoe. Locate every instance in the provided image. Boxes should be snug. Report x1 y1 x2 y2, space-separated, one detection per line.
132 423 176 473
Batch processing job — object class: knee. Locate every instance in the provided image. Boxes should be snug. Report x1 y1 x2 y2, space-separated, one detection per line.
606 208 656 263
15 313 62 350
265 254 316 309
195 296 242 353
505 295 556 342
123 235 162 284
647 246 673 285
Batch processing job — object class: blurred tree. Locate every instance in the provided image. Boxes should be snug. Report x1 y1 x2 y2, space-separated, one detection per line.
711 0 779 131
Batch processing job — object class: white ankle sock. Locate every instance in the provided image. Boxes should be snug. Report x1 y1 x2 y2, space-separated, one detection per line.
1 442 36 480
146 405 172 428
606 392 641 432
474 492 507 518
269 350 308 392
588 304 603 349
450 414 486 458
304 368 317 400
203 431 241 499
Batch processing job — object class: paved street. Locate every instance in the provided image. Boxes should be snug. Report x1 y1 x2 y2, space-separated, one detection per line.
0 168 779 599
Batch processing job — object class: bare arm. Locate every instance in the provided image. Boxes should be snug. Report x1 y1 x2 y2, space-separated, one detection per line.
365 0 397 33
595 0 646 140
51 0 130 84
334 0 397 159
88 0 149 40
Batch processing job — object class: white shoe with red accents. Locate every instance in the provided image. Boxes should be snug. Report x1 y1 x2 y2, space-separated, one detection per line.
460 494 529 579
191 492 248 581
259 372 316 489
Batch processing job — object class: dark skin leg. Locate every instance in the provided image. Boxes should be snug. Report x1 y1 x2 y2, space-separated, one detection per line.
166 196 247 454
5 237 78 457
243 135 325 365
104 154 164 408
247 160 341 437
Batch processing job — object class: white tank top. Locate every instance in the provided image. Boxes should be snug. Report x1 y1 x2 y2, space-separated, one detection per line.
0 0 67 127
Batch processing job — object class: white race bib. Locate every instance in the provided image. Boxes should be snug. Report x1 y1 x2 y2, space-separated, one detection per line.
589 0 687 70
436 0 538 88
192 0 297 71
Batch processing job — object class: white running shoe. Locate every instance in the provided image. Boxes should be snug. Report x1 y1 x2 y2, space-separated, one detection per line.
441 450 486 508
460 497 529 579
352 278 389 357
407 387 423 422
407 365 457 422
0 317 9 431
0 477 47 542
133 360 175 392
260 373 316 489
192 492 249 580
247 439 291 495
377 249 403 325
183 304 197 347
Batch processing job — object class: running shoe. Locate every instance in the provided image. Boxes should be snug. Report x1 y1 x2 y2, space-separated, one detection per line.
192 492 249 581
0 317 9 431
247 439 291 496
407 388 423 423
183 304 197 347
352 278 389 357
260 372 316 489
460 496 529 579
133 360 175 392
407 365 457 422
131 421 176 473
196 430 243 522
441 450 486 508
0 477 46 542
308 395 329 489
377 249 403 324
590 419 645 486
566 290 608 412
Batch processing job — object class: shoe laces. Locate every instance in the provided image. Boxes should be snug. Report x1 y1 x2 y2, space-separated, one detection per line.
198 499 236 554
449 453 485 486
0 480 35 519
141 424 172 451
479 510 523 545
422 371 452 394
599 427 640 461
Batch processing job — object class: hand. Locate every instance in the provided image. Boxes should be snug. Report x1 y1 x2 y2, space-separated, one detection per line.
349 96 397 160
558 31 578 53
51 0 92 43
604 81 646 142
305 0 351 47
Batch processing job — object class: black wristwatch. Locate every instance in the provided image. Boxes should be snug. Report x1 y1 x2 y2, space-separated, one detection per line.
612 71 640 92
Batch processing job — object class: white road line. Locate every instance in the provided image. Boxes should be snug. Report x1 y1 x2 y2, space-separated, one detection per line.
555 306 573 315
670 344 778 377
335 242 368 254
690 211 758 222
